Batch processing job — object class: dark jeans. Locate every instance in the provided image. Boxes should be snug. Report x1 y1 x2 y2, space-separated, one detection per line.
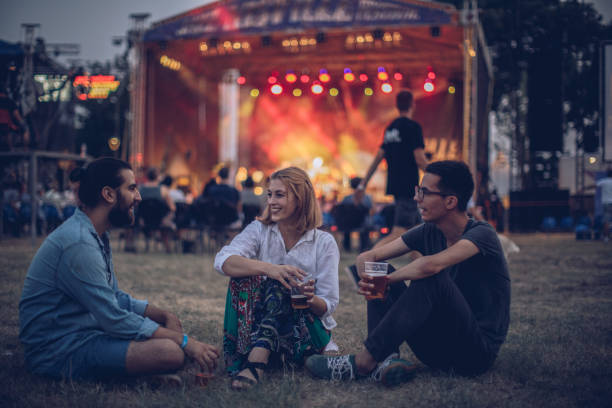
363 270 496 375
342 229 371 252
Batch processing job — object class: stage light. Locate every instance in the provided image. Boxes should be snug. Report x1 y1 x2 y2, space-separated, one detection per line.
254 186 264 196
236 76 246 85
424 81 434 93
588 156 597 164
300 74 310 83
393 72 403 81
293 88 302 97
267 76 277 84
311 82 324 95
356 35 365 44
270 84 283 95
319 69 331 83
252 170 264 183
359 73 368 82
343 68 355 82
285 72 297 83
108 137 120 151
330 88 339 96
364 87 373 96
233 42 241 49
377 67 388 81
427 71 436 80
448 85 456 94
250 88 260 97
313 157 323 168
381 227 389 234
381 83 393 94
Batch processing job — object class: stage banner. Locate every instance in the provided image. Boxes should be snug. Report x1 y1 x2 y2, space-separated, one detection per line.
144 0 454 42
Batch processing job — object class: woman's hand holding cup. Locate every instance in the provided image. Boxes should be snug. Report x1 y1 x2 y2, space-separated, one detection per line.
267 264 306 290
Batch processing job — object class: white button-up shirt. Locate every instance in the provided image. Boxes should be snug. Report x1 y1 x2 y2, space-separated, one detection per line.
214 221 340 330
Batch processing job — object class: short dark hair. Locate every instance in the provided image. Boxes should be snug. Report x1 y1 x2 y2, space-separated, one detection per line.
396 90 413 112
146 168 158 181
425 160 474 211
77 158 132 207
243 176 254 188
161 175 173 187
350 177 362 190
218 167 230 180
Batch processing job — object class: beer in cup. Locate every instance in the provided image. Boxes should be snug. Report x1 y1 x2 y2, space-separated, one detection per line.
291 274 312 309
364 262 388 300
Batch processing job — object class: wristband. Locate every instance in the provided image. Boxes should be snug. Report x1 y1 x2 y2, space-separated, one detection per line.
180 333 188 349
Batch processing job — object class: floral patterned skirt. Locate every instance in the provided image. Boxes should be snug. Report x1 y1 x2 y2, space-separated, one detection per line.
223 276 330 376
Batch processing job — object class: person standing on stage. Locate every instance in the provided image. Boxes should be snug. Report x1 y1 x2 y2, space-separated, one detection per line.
359 90 428 247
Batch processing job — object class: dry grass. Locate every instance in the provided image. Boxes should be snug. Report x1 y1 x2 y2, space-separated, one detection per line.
1 233 611 407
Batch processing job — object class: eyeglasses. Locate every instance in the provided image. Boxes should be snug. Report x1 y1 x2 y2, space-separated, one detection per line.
414 186 451 201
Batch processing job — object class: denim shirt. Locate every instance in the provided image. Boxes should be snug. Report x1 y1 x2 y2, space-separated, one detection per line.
19 208 159 375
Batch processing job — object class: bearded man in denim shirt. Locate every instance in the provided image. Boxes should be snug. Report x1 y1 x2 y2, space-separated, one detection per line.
19 158 219 381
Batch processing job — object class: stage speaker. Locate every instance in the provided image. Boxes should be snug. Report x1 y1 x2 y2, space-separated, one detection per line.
509 189 569 232
528 47 562 152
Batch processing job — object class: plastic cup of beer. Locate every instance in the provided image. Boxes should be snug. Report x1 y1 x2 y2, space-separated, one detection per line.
364 262 388 300
291 275 311 309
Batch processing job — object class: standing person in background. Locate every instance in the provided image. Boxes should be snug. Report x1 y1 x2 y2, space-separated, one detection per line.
0 88 29 151
359 90 429 246
345 91 428 283
340 177 373 253
597 169 612 242
19 158 219 381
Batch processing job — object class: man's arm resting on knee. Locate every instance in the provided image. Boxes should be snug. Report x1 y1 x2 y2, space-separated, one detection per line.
388 240 479 283
144 304 182 333
150 326 220 371
356 236 412 278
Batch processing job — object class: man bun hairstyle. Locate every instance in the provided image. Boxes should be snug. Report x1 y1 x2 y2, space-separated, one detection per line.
78 157 132 207
425 160 474 212
396 90 414 112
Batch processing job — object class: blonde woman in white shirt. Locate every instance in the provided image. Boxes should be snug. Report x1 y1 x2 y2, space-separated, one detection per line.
214 167 340 390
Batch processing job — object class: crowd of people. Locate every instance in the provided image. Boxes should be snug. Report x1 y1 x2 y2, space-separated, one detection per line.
16 90 513 389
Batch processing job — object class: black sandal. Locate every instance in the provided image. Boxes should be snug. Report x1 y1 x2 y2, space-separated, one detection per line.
231 361 266 390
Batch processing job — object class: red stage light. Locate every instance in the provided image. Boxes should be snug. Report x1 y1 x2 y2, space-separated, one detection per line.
424 81 435 93
311 82 324 94
271 84 283 95
267 76 277 84
393 72 403 81
285 72 297 83
300 74 310 83
377 71 389 81
236 76 246 85
344 72 355 82
381 82 393 94
380 227 389 235
427 71 436 80
331 225 338 232
359 73 368 82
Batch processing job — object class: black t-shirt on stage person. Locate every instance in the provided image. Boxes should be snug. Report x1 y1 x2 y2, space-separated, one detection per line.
381 117 425 200
401 219 511 353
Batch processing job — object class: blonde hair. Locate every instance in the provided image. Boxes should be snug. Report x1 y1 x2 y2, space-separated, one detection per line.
259 166 322 234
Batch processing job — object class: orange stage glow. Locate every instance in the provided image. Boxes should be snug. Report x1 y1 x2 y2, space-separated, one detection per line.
319 73 331 83
377 71 389 81
344 72 355 82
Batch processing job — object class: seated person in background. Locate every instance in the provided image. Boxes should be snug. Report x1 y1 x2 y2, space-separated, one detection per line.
240 176 265 227
208 167 241 225
339 176 373 253
139 168 176 252
19 158 219 381
214 167 340 390
306 161 510 386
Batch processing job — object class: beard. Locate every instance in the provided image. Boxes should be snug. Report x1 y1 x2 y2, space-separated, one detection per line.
108 191 134 228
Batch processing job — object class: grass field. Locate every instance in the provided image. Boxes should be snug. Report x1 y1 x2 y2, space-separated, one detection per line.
1 233 611 407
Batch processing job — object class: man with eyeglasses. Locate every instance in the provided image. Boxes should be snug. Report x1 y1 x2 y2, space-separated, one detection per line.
307 160 510 386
